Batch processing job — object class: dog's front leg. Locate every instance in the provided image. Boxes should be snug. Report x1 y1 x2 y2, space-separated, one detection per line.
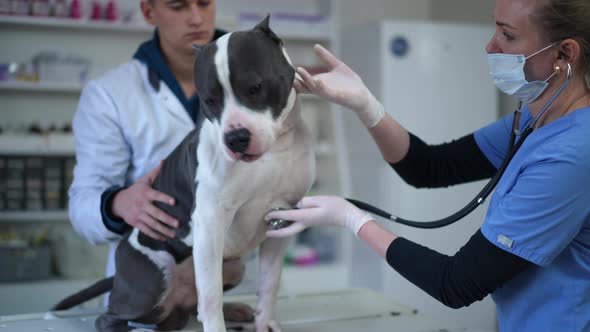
255 237 290 332
192 201 231 332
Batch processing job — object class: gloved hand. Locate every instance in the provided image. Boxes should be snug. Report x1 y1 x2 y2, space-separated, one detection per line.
111 161 179 240
265 196 374 238
294 44 385 128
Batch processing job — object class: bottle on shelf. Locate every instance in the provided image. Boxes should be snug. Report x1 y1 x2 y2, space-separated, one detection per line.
31 0 50 17
0 0 10 15
53 0 69 18
70 0 82 19
90 0 102 20
10 0 31 16
105 0 117 22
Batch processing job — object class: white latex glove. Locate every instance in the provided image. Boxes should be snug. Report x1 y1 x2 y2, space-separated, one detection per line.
265 196 374 238
295 44 385 128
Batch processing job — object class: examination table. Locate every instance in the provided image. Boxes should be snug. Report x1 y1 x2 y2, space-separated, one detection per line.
0 288 494 331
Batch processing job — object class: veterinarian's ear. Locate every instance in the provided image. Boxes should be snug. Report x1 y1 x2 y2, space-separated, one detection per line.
255 14 283 46
192 44 204 57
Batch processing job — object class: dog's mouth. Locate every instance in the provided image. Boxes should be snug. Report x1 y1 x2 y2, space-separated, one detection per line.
225 146 263 162
240 153 262 162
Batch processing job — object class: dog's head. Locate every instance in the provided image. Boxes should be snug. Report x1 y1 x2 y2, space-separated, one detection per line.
193 15 297 162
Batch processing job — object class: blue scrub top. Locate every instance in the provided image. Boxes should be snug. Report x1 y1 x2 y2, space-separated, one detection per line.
474 106 590 331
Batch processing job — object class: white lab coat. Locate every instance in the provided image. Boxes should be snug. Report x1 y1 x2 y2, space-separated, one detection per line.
69 59 195 276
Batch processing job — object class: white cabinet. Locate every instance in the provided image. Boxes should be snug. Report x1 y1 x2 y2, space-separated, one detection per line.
339 21 498 329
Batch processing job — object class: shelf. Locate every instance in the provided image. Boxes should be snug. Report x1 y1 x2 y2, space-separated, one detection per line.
0 80 82 93
0 14 154 33
0 134 75 156
0 14 239 32
0 84 330 97
0 15 330 42
0 134 334 157
0 210 69 222
0 85 329 98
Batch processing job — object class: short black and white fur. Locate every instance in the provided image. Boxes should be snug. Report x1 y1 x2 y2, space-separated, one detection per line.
53 17 315 332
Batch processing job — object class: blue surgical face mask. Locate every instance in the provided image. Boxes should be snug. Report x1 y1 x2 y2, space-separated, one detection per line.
487 43 558 104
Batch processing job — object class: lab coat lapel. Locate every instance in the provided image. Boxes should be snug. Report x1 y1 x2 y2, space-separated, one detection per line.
157 82 193 125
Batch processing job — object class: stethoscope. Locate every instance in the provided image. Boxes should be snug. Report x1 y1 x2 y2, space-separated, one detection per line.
346 63 572 229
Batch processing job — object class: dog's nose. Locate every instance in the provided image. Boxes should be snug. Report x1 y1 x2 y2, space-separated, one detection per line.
224 128 251 153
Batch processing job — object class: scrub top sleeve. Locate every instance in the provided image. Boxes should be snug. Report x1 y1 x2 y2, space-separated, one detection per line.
481 144 590 266
473 112 514 169
68 81 132 245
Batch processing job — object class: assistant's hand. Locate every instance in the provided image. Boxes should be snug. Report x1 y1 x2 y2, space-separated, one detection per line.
265 196 374 238
294 44 385 128
111 162 179 240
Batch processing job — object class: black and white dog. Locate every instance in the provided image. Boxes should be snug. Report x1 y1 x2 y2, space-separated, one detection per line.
53 16 315 332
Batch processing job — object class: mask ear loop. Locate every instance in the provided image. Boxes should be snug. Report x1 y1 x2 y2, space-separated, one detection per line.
524 42 559 60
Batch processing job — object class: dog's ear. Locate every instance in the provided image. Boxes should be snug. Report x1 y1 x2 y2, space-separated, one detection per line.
254 14 283 46
192 44 204 57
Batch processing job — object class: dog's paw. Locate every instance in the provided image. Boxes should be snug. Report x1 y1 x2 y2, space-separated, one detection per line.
223 302 255 322
254 319 282 332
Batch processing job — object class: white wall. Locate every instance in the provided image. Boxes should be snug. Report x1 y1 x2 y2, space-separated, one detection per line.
431 0 518 117
335 1 503 331
336 0 431 30
337 0 516 118
337 0 496 28
430 0 495 23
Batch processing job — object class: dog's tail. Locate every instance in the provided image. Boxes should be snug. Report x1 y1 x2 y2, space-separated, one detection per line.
51 277 114 311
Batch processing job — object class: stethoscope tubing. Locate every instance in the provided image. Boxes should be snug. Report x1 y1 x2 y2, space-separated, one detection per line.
348 64 572 229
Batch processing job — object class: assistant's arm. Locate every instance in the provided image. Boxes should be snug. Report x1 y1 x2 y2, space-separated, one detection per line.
68 81 131 245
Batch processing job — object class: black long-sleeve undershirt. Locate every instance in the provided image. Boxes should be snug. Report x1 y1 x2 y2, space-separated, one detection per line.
387 230 531 309
390 133 497 188
384 132 532 308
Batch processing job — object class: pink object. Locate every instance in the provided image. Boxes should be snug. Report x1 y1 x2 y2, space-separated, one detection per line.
291 247 320 266
293 253 319 266
105 0 117 21
70 0 82 19
90 0 102 20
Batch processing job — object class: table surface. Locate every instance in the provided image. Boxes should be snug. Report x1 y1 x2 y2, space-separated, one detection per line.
0 288 494 332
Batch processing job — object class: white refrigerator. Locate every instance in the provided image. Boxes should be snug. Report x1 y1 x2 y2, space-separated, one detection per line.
337 21 499 329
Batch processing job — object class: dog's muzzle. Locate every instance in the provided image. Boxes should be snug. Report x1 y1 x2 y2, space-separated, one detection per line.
225 128 251 154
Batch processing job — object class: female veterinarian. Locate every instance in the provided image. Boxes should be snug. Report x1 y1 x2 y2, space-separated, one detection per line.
266 0 590 330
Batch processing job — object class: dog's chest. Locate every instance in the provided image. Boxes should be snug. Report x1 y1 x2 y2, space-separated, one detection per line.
222 150 312 257
194 126 313 257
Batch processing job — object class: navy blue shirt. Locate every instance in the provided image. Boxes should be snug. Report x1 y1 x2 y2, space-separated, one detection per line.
133 29 226 125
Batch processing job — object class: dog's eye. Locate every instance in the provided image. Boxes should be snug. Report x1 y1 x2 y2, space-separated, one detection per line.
249 83 262 95
205 98 215 106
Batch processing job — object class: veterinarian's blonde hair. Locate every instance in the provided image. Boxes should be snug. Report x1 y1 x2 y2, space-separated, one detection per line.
534 0 590 90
